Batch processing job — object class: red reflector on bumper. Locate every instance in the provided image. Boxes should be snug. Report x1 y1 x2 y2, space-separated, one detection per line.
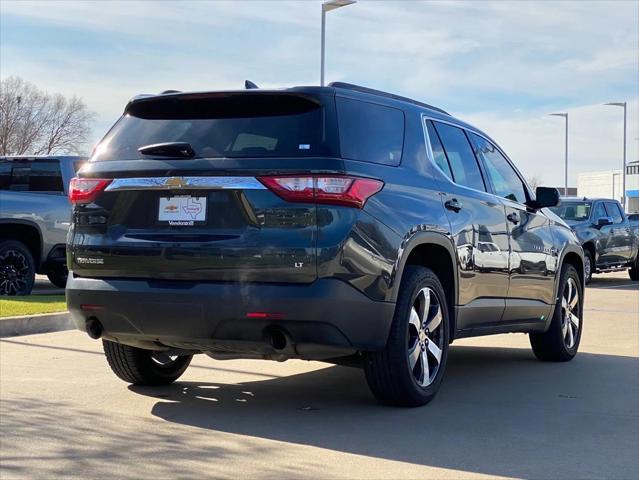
246 312 285 320
80 304 105 311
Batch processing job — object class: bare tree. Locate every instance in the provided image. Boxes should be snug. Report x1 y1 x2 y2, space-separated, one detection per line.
0 76 95 156
526 175 544 190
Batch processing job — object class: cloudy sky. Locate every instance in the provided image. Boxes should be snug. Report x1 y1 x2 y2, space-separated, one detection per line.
1 0 637 186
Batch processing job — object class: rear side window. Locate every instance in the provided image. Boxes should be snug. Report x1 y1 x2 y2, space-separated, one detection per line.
433 122 486 191
336 97 404 166
0 160 64 192
605 202 624 224
29 162 65 192
469 133 527 204
425 120 453 180
93 93 337 161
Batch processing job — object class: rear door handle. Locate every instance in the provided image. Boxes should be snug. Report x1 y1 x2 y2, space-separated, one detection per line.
445 199 463 212
507 212 520 225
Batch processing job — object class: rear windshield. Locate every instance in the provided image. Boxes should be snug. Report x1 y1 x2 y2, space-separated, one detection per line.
550 202 592 221
92 93 338 161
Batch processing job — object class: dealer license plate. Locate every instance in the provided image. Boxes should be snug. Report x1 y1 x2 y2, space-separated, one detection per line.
158 196 207 226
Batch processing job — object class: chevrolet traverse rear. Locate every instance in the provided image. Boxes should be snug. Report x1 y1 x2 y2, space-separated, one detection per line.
67 83 584 406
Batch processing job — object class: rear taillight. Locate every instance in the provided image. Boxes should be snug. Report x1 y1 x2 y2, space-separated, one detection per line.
68 177 112 204
258 175 383 209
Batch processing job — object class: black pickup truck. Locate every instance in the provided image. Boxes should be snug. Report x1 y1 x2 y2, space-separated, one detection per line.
550 198 639 283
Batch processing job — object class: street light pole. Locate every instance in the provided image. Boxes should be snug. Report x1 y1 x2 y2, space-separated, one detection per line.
549 113 569 196
320 0 356 87
605 102 627 210
320 6 326 87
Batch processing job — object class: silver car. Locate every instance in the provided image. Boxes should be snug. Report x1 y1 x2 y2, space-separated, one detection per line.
0 156 84 295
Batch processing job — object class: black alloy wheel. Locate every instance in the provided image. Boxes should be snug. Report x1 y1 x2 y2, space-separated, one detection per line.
0 241 35 296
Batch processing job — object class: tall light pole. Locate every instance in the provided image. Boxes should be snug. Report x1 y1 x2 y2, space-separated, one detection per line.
549 112 569 196
320 0 356 86
604 102 627 210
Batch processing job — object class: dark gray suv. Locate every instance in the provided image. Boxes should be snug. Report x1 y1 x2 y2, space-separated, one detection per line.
66 83 584 406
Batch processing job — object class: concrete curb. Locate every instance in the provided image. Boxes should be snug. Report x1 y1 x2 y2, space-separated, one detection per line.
0 311 74 338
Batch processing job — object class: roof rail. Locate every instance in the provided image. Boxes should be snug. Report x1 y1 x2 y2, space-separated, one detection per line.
1 156 38 161
328 82 449 115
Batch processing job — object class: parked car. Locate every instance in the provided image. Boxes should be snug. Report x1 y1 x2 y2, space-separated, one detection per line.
629 213 639 236
66 83 584 406
550 198 639 282
0 155 84 295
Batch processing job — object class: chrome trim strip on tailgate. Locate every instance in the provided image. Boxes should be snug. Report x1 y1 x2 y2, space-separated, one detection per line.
105 176 267 191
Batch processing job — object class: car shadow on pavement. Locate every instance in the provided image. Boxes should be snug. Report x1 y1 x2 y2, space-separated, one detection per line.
130 345 639 479
588 275 638 290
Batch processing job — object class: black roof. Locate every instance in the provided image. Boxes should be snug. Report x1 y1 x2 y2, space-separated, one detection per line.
124 83 500 155
329 82 450 115
129 82 450 116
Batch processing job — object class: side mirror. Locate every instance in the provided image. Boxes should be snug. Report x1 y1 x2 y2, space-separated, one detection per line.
528 187 560 209
596 216 613 227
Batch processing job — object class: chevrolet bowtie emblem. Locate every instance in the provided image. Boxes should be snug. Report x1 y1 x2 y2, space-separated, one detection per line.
165 177 186 188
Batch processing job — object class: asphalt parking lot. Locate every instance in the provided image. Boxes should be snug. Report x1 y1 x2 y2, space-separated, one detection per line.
1 273 637 480
32 275 65 295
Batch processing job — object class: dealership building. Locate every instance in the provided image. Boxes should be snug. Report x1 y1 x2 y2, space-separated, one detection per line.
577 160 639 213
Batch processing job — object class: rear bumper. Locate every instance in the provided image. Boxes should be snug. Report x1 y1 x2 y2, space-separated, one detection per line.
66 275 395 360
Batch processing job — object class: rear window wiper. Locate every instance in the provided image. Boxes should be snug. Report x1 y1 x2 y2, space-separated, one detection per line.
138 142 196 158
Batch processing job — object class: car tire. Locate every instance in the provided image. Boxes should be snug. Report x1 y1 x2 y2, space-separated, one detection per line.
364 266 450 407
530 264 583 362
583 250 593 284
103 340 192 386
46 266 68 288
0 240 36 296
